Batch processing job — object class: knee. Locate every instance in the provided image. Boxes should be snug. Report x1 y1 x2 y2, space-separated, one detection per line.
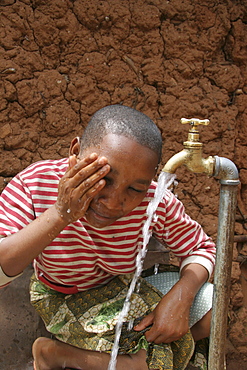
32 337 53 367
191 310 211 342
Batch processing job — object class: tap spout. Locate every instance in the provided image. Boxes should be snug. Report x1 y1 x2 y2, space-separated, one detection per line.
162 149 190 174
162 147 215 175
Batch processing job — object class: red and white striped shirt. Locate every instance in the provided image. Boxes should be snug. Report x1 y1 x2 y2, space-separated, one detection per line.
0 158 216 293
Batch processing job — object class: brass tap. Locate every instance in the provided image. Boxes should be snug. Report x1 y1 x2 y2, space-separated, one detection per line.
162 118 215 175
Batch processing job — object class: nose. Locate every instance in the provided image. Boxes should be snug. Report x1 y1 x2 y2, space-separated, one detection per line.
98 187 124 211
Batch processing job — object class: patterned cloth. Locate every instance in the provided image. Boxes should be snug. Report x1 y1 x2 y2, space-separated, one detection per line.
188 338 209 369
30 273 195 369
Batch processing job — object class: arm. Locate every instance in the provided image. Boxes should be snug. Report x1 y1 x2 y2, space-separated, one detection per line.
135 190 215 343
0 154 110 279
162 190 216 276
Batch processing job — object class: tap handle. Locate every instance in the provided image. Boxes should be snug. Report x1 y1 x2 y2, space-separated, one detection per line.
181 117 210 130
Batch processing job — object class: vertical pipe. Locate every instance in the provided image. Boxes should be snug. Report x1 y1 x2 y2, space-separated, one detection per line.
163 154 239 368
208 183 238 369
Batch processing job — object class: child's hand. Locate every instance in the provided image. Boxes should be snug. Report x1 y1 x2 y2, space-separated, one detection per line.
55 153 110 223
134 286 191 344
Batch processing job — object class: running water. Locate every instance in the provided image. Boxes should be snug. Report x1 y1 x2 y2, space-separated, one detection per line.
107 171 176 370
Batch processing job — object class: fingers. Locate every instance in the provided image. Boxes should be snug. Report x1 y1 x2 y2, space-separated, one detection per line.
144 324 164 343
67 154 78 171
134 313 154 332
134 311 188 344
134 315 171 344
71 177 106 213
144 321 189 344
145 326 179 344
63 154 110 196
69 163 110 200
66 153 108 184
55 153 110 222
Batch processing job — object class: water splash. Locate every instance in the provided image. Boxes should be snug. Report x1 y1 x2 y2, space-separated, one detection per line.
107 171 176 370
154 263 159 275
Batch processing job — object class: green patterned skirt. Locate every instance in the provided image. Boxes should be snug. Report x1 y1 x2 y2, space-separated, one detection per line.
30 273 195 369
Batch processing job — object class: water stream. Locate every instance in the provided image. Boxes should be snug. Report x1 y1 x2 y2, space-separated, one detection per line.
107 171 176 370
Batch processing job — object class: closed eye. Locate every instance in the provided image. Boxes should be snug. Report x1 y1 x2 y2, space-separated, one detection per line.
129 187 145 193
104 176 147 193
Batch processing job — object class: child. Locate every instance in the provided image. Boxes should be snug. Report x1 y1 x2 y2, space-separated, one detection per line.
0 105 215 370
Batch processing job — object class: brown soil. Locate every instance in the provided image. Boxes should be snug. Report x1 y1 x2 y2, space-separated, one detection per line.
0 0 247 368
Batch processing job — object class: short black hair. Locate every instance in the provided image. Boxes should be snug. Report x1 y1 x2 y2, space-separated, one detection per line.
80 105 162 161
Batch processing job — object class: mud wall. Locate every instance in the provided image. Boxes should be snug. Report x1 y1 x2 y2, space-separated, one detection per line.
0 0 247 362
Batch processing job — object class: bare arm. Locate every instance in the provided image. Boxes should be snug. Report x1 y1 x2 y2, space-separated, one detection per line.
0 153 110 277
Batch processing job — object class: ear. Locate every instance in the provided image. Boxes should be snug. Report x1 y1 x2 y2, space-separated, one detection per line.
69 137 80 157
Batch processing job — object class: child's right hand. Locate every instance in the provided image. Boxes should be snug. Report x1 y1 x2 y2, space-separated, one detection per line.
55 153 110 224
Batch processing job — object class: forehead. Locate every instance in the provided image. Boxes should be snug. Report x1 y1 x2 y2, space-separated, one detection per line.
81 133 159 176
84 133 157 159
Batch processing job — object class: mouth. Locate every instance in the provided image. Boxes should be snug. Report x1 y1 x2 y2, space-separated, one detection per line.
88 207 118 222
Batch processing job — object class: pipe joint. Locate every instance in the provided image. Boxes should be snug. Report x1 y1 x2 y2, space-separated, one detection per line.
214 156 240 185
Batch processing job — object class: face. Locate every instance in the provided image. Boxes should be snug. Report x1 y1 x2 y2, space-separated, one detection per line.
78 134 159 228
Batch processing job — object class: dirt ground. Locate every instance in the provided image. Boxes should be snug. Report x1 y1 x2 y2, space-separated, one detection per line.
0 0 247 368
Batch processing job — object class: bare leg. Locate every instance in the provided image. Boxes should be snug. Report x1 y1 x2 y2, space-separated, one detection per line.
33 307 209 370
190 309 211 342
32 337 149 370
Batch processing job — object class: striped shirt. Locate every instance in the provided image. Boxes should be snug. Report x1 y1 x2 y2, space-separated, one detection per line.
0 158 216 293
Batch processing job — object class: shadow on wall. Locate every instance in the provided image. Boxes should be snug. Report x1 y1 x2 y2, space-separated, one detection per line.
0 265 49 370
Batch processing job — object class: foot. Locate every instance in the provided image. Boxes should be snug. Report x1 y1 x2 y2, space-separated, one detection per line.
32 336 149 370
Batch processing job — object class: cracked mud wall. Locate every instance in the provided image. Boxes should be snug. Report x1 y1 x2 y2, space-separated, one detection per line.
0 0 247 364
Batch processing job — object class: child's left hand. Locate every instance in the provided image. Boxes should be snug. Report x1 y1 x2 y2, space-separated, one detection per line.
134 283 191 344
134 263 209 343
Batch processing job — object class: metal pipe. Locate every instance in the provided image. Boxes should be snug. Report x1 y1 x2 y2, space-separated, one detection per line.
208 157 240 370
162 118 240 369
